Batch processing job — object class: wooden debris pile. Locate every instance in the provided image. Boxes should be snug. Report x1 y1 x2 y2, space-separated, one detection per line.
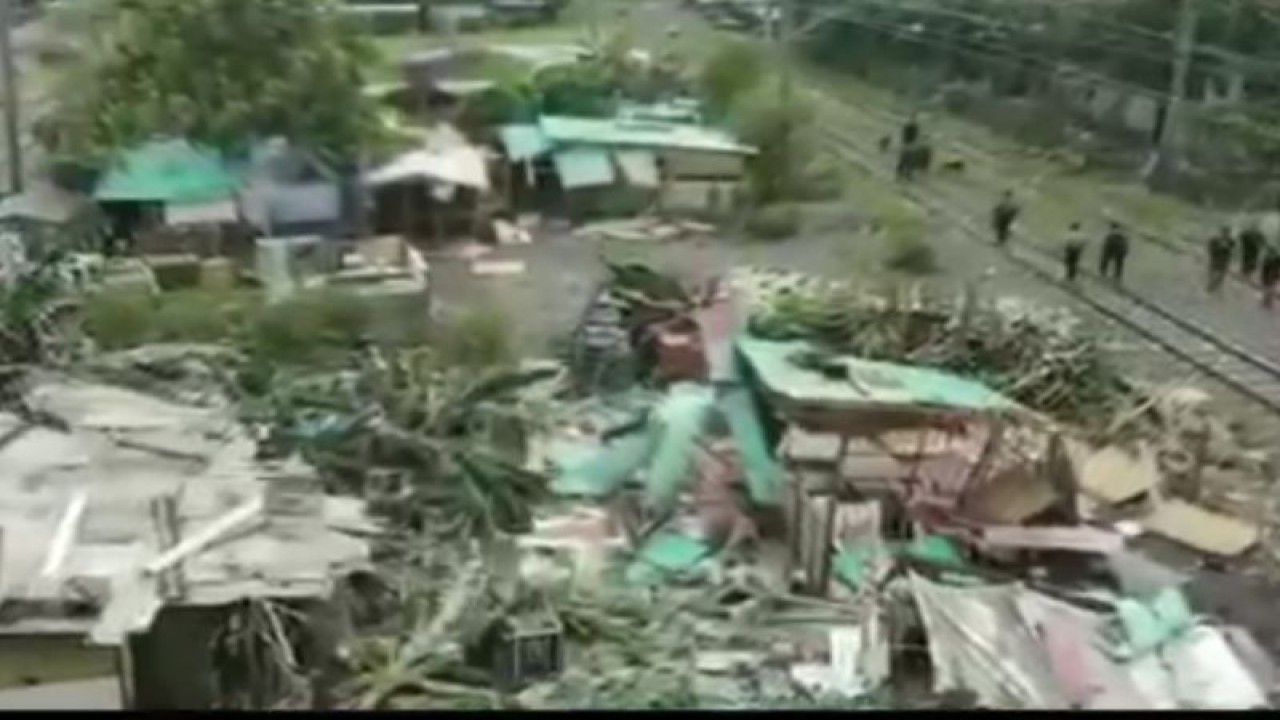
247 349 562 538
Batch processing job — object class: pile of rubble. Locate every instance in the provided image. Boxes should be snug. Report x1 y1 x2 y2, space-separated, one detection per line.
466 261 1276 709
572 217 719 244
16 256 1274 710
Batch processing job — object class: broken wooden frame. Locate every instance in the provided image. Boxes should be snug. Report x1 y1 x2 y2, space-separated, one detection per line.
771 392 1062 596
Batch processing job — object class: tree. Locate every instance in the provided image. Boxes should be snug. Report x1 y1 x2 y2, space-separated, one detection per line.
38 0 381 166
699 41 765 118
733 83 817 204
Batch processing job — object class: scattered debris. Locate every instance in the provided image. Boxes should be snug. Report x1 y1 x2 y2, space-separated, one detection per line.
573 217 718 244
473 259 528 276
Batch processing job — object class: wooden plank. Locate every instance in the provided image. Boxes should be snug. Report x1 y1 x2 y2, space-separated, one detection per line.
978 525 1125 554
142 497 263 576
1142 499 1259 557
40 490 89 579
1074 442 1161 505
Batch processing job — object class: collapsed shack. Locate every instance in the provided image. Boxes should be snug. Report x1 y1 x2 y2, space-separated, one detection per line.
0 373 379 710
489 260 1276 708
23 257 1269 708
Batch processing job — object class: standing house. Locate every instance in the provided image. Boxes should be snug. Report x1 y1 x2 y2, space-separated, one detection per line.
238 140 343 239
93 140 245 256
365 124 494 242
496 115 756 220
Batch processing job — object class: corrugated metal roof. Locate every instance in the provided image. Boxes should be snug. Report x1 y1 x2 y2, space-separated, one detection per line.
736 338 1018 414
539 116 755 155
499 124 554 162
95 140 243 205
552 147 616 189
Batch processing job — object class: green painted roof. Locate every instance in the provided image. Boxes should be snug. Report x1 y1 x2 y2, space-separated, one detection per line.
498 124 554 162
538 115 755 155
95 140 243 205
552 146 616 189
736 337 1017 414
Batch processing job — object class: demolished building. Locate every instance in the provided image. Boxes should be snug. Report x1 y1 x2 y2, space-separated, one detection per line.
0 375 379 709
506 264 1277 709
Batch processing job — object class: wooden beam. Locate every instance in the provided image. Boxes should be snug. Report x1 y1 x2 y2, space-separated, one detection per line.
40 490 89 579
143 497 263 577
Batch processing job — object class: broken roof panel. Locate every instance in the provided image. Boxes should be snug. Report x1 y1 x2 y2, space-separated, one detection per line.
645 384 717 508
718 387 783 507
737 338 1019 415
909 574 1066 709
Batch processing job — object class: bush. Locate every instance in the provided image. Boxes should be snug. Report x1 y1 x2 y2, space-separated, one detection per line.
152 290 257 344
880 212 938 276
247 290 373 366
745 204 802 241
149 257 203 292
733 86 817 204
700 41 764 118
795 157 846 202
82 290 154 350
434 306 514 370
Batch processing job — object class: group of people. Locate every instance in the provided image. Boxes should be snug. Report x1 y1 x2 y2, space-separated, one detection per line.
893 115 1280 310
893 114 933 182
1205 223 1280 308
989 190 1280 310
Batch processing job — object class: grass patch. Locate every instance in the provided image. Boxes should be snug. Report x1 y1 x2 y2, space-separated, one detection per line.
434 305 515 370
745 204 802 241
83 287 372 366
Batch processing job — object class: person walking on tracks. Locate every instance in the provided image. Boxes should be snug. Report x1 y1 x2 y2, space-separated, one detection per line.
988 189 1018 248
901 113 921 148
1099 221 1130 283
1261 244 1280 310
1239 221 1265 279
896 114 926 182
1206 226 1235 295
1063 222 1087 282
991 191 1020 247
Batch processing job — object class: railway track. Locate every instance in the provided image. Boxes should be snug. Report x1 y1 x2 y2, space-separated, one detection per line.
819 125 1280 418
802 78 1269 291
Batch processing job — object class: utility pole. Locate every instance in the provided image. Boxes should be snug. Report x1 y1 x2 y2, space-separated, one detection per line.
588 0 601 50
0 0 21 194
1150 0 1199 187
778 0 795 107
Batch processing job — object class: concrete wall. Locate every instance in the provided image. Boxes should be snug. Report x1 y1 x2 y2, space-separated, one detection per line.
0 634 117 690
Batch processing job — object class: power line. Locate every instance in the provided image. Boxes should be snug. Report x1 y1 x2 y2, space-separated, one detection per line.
811 0 1280 76
808 8 1280 122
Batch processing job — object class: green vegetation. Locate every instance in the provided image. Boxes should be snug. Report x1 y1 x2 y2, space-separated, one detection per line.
745 203 802 241
698 40 764 118
733 83 819 204
83 288 370 365
433 306 516 370
39 0 381 166
878 208 938 276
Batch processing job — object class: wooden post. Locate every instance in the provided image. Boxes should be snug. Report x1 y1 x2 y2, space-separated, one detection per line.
1186 423 1209 502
